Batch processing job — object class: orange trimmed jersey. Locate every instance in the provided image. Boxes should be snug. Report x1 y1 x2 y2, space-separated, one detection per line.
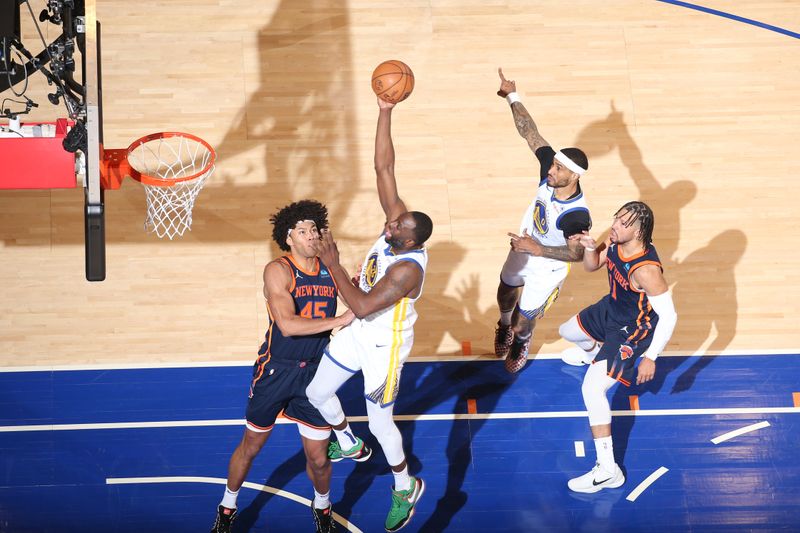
259 256 338 363
604 243 662 336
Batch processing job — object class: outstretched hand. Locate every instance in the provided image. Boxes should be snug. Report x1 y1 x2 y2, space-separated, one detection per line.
636 357 656 385
569 230 598 252
337 308 356 328
318 230 341 269
497 68 517 98
508 229 543 256
377 97 396 110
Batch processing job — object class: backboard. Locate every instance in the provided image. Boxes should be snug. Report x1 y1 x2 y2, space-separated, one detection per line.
0 0 105 281
82 0 105 281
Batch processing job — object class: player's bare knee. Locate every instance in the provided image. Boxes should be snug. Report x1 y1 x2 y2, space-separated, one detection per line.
240 430 269 458
306 449 330 471
302 439 330 471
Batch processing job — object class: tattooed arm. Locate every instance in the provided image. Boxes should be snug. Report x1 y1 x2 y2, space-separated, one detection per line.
539 238 584 261
497 68 550 154
508 230 584 262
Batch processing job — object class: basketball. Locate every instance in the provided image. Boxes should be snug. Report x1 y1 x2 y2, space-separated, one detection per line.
371 60 414 104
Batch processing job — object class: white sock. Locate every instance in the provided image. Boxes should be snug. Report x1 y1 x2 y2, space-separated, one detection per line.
313 489 330 509
499 309 514 326
220 485 239 509
594 436 615 473
334 423 359 449
392 466 411 492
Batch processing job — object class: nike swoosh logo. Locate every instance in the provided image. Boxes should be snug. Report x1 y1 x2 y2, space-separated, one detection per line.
593 477 612 486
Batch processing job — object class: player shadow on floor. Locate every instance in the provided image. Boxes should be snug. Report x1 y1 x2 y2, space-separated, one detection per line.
235 448 307 532
192 0 362 245
413 242 496 356
608 229 746 467
332 360 517 532
575 101 697 274
410 362 516 532
333 242 523 531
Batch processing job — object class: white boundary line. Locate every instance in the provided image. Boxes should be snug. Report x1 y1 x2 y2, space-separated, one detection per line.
574 441 585 458
2 349 799 372
626 467 669 502
106 476 362 533
2 407 798 433
711 421 771 444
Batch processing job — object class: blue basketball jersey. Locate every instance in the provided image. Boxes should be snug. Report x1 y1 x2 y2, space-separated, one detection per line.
605 243 662 343
258 256 338 364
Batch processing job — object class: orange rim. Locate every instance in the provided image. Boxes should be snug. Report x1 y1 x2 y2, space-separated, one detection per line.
126 132 216 187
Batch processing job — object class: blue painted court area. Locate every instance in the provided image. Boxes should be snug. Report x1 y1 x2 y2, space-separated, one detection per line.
1 354 799 532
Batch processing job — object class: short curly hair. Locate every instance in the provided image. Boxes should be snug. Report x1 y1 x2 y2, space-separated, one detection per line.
269 200 329 252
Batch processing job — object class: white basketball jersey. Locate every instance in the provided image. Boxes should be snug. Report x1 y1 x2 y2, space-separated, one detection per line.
357 234 427 337
519 180 590 267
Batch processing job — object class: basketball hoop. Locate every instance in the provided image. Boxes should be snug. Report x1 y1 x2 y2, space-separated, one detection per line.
122 132 216 239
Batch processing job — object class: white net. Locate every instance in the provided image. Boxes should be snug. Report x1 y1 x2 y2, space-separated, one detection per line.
127 134 215 239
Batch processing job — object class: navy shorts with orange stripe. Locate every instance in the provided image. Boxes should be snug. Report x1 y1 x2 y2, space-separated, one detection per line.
246 356 329 432
577 294 653 387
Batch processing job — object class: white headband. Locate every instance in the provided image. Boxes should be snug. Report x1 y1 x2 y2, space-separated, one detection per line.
554 150 586 176
287 219 316 238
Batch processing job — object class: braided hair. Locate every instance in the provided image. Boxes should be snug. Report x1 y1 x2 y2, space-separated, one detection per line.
615 201 654 245
269 200 329 252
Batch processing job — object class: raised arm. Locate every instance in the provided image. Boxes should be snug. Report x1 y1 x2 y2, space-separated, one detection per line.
263 261 354 336
317 230 421 319
375 99 409 222
497 68 550 154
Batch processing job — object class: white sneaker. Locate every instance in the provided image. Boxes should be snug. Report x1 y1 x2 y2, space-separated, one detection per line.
561 346 594 366
568 462 625 493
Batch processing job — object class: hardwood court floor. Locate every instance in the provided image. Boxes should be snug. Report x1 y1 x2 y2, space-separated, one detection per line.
1 1 799 367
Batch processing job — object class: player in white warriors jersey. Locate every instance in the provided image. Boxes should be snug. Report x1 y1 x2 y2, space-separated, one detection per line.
307 97 432 532
494 68 593 373
353 233 428 370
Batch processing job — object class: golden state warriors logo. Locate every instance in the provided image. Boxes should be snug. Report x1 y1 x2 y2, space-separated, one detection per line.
532 200 548 235
364 252 379 287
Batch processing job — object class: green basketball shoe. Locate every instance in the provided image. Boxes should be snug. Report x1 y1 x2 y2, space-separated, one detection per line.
327 438 372 463
385 476 425 532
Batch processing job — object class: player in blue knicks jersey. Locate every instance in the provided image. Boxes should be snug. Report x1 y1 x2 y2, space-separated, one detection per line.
494 68 592 373
212 200 355 533
558 201 678 493
307 97 432 532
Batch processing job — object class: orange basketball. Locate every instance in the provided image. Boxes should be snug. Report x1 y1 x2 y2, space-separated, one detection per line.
371 60 414 104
